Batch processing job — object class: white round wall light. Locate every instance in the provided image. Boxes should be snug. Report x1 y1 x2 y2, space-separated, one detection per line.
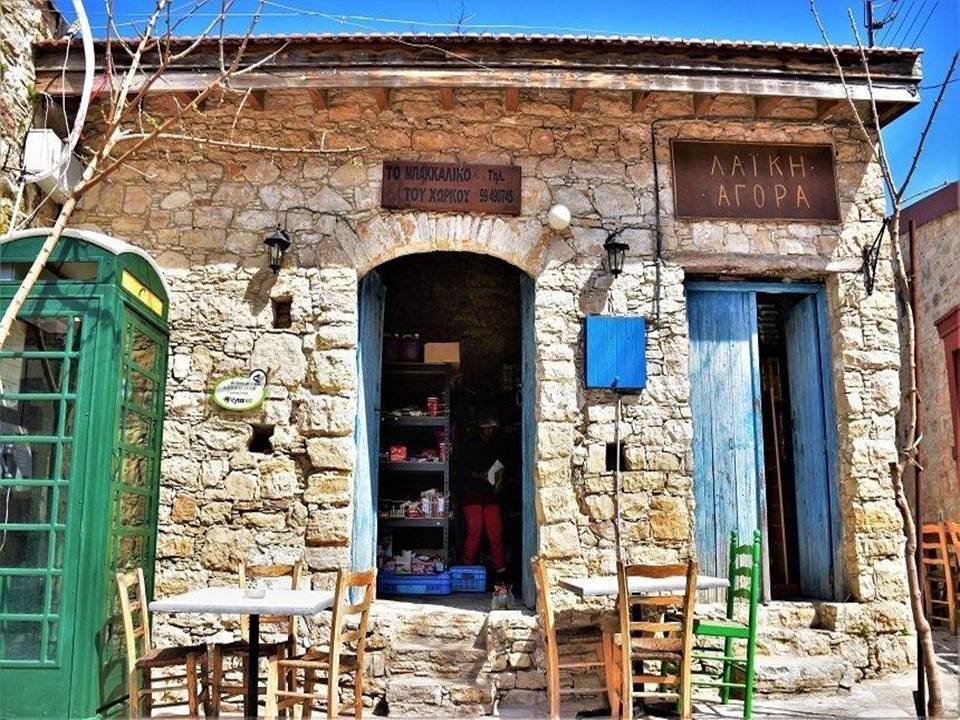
547 203 571 231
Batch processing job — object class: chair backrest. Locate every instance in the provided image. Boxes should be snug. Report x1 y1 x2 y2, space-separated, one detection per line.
239 561 303 638
330 568 376 654
725 530 762 625
116 568 151 671
326 568 377 716
530 557 557 652
617 560 698 648
944 522 960 567
921 523 951 568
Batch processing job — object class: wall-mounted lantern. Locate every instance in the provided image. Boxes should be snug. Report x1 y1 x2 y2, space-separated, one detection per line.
263 226 291 274
264 204 318 274
603 230 629 277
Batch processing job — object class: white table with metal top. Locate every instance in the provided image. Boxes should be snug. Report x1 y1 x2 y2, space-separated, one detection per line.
559 574 729 597
150 587 334 718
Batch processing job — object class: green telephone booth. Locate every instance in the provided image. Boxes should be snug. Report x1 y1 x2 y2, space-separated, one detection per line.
0 229 169 719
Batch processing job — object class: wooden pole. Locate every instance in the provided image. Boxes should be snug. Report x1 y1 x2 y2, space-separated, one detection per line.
615 392 623 562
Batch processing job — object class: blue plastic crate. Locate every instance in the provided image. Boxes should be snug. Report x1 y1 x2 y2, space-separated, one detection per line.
378 571 451 596
450 565 486 592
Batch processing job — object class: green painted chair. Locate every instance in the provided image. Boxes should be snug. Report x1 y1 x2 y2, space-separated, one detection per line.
691 529 761 719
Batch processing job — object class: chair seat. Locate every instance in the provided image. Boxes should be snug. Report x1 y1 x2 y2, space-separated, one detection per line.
218 638 291 657
135 644 207 669
693 618 750 639
298 645 359 670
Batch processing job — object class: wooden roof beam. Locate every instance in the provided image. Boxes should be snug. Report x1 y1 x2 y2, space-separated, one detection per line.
504 87 519 112
171 91 206 112
692 93 715 116
570 89 586 112
440 87 455 110
753 95 783 118
372 87 391 110
816 98 843 120
307 88 328 111
244 89 266 111
631 90 651 113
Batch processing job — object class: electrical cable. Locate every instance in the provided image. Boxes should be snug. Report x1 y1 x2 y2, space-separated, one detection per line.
907 1 939 47
892 0 925 46
881 0 915 44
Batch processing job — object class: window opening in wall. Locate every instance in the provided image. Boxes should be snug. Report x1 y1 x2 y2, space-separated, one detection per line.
373 252 527 611
272 298 292 329
605 442 627 472
249 424 274 453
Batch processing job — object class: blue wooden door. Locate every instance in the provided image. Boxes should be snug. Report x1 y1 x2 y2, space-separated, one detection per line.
784 293 840 598
352 271 385 574
687 289 766 581
520 275 537 607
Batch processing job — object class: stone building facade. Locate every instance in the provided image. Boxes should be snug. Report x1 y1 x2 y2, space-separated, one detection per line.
0 0 60 230
901 182 960 522
31 34 922 713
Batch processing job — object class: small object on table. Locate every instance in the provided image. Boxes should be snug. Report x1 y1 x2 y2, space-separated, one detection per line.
426 396 440 415
389 445 408 462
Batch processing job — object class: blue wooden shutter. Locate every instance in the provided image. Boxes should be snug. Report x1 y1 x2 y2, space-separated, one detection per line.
585 315 647 390
520 275 537 607
784 293 840 599
687 289 765 581
352 271 385 573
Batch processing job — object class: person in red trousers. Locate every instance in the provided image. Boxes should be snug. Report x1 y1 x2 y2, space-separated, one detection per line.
460 416 507 578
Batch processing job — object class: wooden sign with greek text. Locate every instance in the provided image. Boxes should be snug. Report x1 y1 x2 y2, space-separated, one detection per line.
671 141 840 222
381 161 521 215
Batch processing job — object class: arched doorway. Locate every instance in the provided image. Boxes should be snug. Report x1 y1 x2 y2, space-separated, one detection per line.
352 252 536 606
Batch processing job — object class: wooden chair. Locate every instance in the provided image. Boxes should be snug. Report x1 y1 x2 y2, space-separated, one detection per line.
530 557 616 719
210 560 304 716
691 530 761 719
943 521 960 633
613 560 698 720
116 568 208 718
265 568 376 720
920 523 956 633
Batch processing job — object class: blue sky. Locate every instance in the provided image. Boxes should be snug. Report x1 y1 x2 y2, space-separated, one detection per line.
59 0 958 205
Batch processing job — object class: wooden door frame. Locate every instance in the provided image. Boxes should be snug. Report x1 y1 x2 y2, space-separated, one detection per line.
686 280 842 599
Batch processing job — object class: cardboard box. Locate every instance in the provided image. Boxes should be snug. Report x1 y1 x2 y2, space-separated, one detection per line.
424 342 461 368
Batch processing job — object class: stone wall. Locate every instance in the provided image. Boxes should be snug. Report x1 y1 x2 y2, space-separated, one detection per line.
69 85 911 677
903 208 960 520
0 0 59 231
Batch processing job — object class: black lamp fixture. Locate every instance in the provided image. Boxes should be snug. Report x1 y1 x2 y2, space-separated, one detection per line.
264 205 315 274
263 225 291 274
603 230 629 277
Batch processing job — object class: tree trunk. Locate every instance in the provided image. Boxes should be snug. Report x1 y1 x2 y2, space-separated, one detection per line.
888 212 944 717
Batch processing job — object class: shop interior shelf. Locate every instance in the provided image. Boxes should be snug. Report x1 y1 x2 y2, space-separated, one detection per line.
383 362 451 375
380 460 447 472
381 415 448 426
378 517 448 528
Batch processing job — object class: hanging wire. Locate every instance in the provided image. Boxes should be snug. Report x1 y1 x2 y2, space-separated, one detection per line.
892 0 926 46
862 217 889 295
880 0 914 44
908 1 939 47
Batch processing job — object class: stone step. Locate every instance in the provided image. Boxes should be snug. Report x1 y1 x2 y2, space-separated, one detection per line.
754 626 849 657
747 654 855 695
389 641 489 679
384 676 495 717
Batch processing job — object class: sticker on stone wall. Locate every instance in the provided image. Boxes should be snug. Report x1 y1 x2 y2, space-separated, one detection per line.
211 370 268 411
